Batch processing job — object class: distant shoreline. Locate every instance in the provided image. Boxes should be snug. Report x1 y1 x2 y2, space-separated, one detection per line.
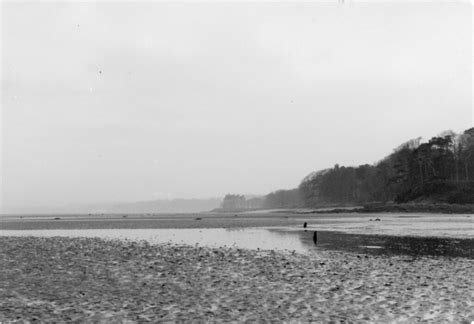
3 202 473 218
214 203 474 215
309 203 474 214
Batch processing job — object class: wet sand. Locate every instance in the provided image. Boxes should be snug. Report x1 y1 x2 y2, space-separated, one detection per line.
1 212 473 238
1 227 472 258
1 236 472 322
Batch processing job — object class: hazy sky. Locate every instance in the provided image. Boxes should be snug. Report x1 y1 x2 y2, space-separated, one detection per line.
1 1 472 211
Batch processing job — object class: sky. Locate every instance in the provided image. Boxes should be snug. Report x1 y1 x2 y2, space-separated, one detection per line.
1 1 472 212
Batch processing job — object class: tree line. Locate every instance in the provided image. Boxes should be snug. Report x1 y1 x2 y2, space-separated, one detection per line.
220 128 474 211
300 128 474 206
219 189 301 211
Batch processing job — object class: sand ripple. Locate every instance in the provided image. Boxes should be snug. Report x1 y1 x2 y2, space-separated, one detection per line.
0 237 472 322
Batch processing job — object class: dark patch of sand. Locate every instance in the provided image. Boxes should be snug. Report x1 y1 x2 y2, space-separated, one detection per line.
0 237 472 322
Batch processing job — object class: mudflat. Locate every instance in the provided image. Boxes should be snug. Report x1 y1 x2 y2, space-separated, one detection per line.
2 212 473 238
1 213 472 322
1 236 472 322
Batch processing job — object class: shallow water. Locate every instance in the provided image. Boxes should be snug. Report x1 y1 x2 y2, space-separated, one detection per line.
290 229 473 258
1 227 472 258
0 228 309 253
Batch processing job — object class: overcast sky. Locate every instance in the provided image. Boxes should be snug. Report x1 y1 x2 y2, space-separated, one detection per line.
1 1 472 211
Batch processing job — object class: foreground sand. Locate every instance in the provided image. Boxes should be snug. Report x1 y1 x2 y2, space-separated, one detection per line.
0 237 472 322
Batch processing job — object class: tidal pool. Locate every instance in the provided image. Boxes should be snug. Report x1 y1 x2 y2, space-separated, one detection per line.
0 228 308 254
291 229 473 258
1 227 472 258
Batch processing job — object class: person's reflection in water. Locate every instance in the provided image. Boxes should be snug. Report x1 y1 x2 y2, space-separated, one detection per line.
313 231 318 245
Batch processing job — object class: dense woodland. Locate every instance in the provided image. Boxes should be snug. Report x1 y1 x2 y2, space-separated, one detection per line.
221 128 474 211
300 128 474 206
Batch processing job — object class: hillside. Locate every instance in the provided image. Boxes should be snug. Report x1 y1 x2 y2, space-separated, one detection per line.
245 127 474 210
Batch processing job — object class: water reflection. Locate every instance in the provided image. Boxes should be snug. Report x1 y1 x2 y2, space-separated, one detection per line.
286 230 473 258
0 228 309 253
0 228 472 258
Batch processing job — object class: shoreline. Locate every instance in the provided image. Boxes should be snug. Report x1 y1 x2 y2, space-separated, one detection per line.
1 236 472 322
3 202 474 220
316 203 474 215
1 213 472 241
209 203 474 215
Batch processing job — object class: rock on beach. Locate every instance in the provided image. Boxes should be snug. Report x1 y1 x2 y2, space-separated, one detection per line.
0 236 472 322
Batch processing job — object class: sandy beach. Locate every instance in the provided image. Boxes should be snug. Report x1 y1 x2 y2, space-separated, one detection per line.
1 236 472 322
